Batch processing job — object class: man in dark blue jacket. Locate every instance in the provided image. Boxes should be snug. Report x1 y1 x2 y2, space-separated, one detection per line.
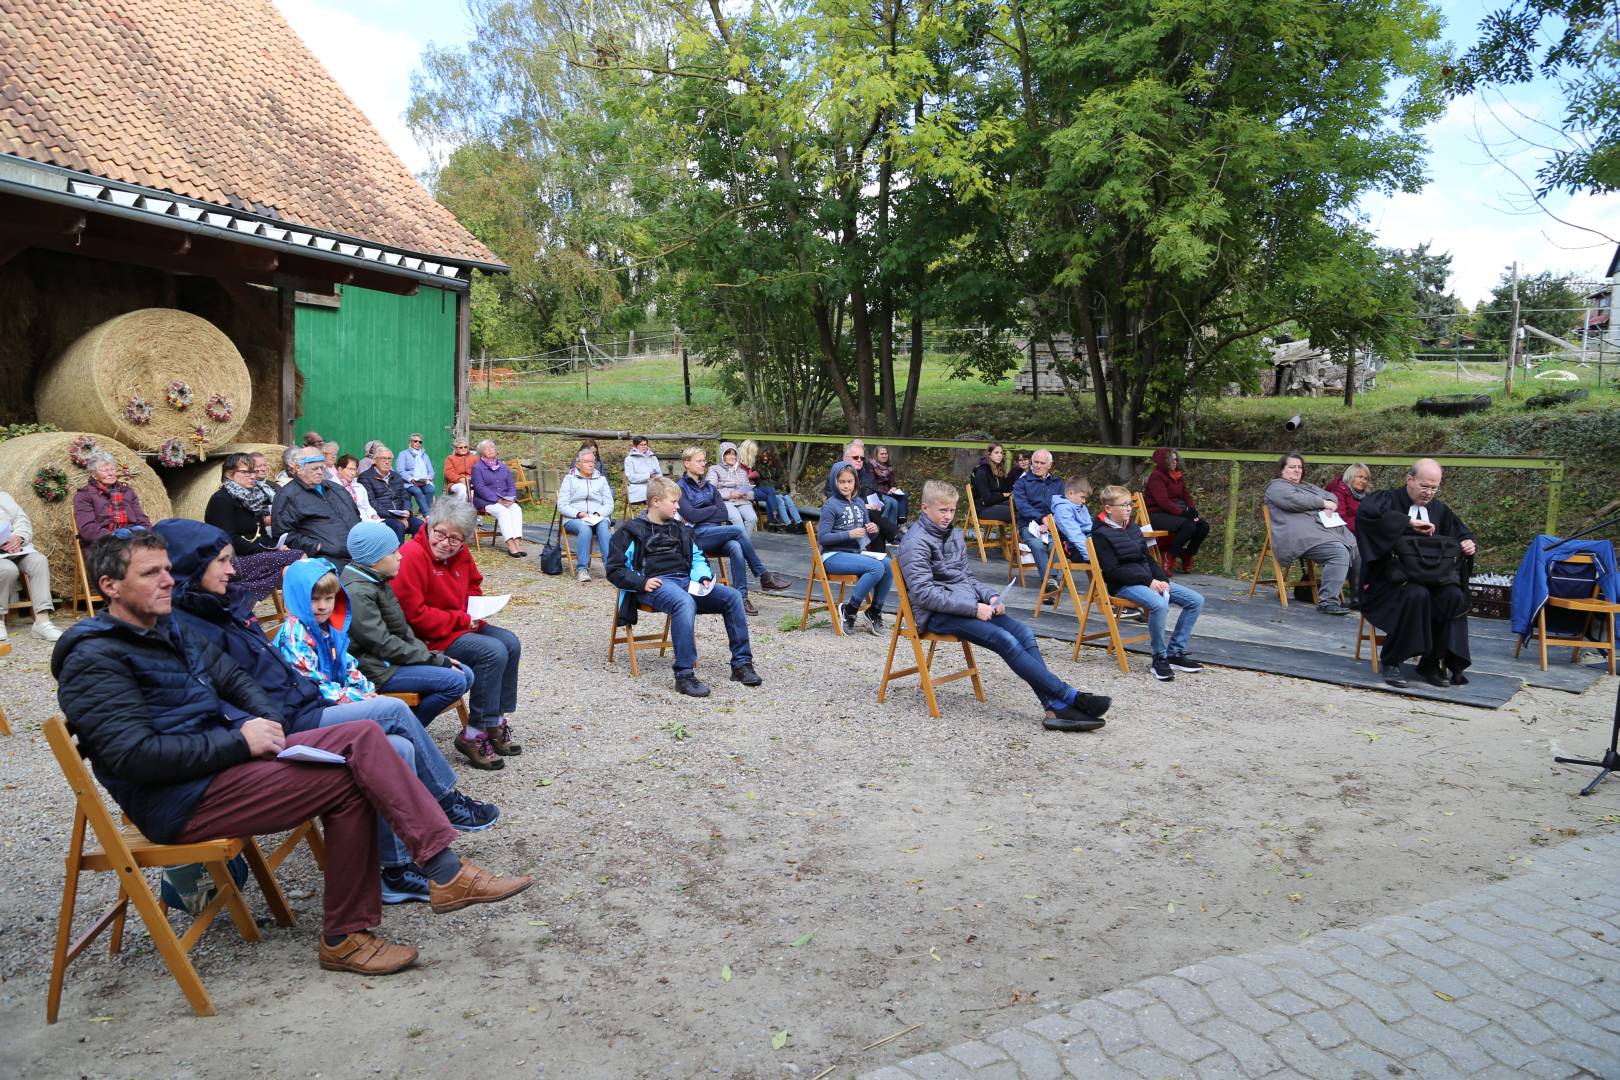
1012 449 1066 592
154 518 497 902
53 529 532 976
358 445 421 540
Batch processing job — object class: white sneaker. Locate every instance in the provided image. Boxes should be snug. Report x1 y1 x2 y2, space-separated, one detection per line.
0 622 8 642
576 569 591 584
32 619 61 642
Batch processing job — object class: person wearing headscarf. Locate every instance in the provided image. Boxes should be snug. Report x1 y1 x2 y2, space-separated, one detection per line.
1142 447 1210 574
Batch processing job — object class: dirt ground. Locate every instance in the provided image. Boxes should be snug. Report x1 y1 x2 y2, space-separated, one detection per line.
2 553 1617 1079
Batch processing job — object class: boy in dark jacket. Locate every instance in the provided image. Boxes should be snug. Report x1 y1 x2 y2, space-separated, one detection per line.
896 481 1108 732
609 476 762 698
53 529 532 976
677 446 791 616
1094 485 1205 681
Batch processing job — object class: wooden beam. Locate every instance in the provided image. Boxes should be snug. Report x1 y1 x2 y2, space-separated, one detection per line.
454 287 471 442
279 286 297 445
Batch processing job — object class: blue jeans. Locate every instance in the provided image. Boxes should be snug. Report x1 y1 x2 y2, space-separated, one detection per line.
565 516 614 570
381 663 474 725
405 481 435 515
640 576 752 676
1115 582 1205 657
821 550 893 611
693 523 766 594
925 611 1077 711
774 494 805 525
444 623 521 729
318 697 456 868
1024 528 1053 588
753 485 783 523
882 492 908 522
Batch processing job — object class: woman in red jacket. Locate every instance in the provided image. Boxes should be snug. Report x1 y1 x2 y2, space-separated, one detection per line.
1325 463 1372 534
1142 447 1210 574
394 499 522 770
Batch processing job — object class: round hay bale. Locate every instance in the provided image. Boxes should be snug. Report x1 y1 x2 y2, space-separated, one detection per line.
0 431 173 594
36 308 253 451
164 442 286 522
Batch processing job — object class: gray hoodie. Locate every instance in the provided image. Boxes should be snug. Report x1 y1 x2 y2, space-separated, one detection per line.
897 513 999 632
705 441 753 501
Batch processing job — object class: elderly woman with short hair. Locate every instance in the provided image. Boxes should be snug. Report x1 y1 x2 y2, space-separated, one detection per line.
393 499 524 770
470 439 527 557
73 450 151 551
1326 463 1373 536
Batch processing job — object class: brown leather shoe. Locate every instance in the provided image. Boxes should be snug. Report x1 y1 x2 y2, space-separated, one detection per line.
742 596 760 616
318 931 418 975
758 571 792 592
429 860 534 913
486 721 522 756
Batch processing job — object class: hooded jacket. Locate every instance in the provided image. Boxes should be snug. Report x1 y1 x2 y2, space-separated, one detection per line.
52 606 278 845
677 471 730 527
606 513 713 626
706 442 754 502
557 467 615 520
273 557 373 703
896 513 998 632
818 463 873 554
271 475 360 559
623 447 662 503
341 559 454 685
393 524 483 650
1049 493 1093 559
1143 448 1197 518
1510 536 1620 638
157 518 329 735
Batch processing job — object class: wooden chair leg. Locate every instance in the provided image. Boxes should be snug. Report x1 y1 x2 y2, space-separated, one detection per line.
124 861 217 1017
0 707 10 737
876 619 905 704
47 836 85 1024
241 837 298 927
1272 553 1289 607
205 860 262 943
107 884 129 955
914 635 941 718
961 642 985 701
1538 608 1550 672
1247 542 1267 601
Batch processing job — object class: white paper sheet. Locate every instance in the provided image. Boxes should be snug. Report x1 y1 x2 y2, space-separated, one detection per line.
688 578 714 596
466 594 511 620
276 745 346 765
1319 510 1346 529
581 513 603 526
858 550 888 561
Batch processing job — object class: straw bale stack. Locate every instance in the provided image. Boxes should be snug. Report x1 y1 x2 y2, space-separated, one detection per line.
35 309 253 451
0 432 172 592
164 443 287 522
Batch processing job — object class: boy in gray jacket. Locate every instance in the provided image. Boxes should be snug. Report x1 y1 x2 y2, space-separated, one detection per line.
897 481 1109 732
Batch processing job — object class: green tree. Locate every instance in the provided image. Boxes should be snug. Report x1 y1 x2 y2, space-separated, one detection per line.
1473 270 1589 356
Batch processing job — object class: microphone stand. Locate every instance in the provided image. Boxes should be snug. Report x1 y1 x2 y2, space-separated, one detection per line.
1555 680 1620 796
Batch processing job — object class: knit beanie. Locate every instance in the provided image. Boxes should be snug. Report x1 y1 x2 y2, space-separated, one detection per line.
347 521 401 567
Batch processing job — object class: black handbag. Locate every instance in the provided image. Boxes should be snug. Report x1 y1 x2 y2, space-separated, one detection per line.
1389 534 1463 586
539 508 565 575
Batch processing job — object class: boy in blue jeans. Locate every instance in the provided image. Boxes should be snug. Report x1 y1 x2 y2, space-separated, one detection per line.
1092 484 1204 681
608 476 764 698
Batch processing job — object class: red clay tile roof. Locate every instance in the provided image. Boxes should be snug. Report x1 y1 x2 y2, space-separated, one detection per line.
0 0 500 266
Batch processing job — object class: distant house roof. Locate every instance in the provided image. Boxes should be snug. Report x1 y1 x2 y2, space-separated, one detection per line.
0 0 502 272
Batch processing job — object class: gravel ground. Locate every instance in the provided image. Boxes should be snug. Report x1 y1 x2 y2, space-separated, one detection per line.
1 550 1617 1079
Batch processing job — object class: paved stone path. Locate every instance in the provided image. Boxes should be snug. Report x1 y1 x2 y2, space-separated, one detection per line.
863 834 1620 1080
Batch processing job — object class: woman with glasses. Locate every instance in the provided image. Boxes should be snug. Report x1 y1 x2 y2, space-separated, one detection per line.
443 439 477 501
204 452 303 604
73 450 152 554
393 499 524 770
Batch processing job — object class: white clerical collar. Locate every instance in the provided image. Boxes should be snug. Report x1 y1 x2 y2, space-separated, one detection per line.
1408 504 1431 524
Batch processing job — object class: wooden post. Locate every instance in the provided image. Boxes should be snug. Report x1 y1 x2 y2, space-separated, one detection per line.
1505 261 1520 396
453 288 471 444
1221 460 1242 576
278 286 297 445
1029 338 1039 402
682 347 692 406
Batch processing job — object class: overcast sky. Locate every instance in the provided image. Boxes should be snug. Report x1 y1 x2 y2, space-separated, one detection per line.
275 0 1617 307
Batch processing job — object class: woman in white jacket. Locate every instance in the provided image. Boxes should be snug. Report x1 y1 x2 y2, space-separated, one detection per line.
0 488 62 641
558 448 616 582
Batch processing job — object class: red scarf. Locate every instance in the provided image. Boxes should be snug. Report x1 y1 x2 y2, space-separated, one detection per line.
97 482 129 529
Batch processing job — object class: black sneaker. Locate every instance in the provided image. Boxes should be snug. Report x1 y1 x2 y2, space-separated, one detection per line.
864 609 885 635
675 673 711 697
841 601 859 635
381 862 431 905
1317 600 1351 616
730 664 762 687
1074 693 1112 717
1416 660 1450 687
1383 663 1409 688
1167 653 1203 673
1043 704 1106 732
441 790 500 833
1151 657 1175 681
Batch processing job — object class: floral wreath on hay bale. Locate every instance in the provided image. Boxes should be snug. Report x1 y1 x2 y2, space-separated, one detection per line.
68 434 99 469
122 396 154 426
204 392 234 423
32 466 69 503
165 381 193 410
155 437 188 469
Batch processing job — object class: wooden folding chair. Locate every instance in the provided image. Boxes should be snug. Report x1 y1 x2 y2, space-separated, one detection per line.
607 595 675 676
1032 514 1089 621
472 511 501 551
1072 537 1149 671
1131 492 1174 573
381 692 472 730
44 716 297 1022
959 482 1010 566
876 570 985 718
507 459 541 508
1247 506 1319 608
1513 554 1619 675
70 540 102 617
255 588 288 637
0 707 10 736
1355 614 1386 673
800 522 876 634
4 572 34 626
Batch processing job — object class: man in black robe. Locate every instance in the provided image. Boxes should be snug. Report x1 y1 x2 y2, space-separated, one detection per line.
1355 458 1476 688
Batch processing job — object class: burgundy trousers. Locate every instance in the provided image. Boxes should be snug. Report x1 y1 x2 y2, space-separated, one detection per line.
177 721 457 936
